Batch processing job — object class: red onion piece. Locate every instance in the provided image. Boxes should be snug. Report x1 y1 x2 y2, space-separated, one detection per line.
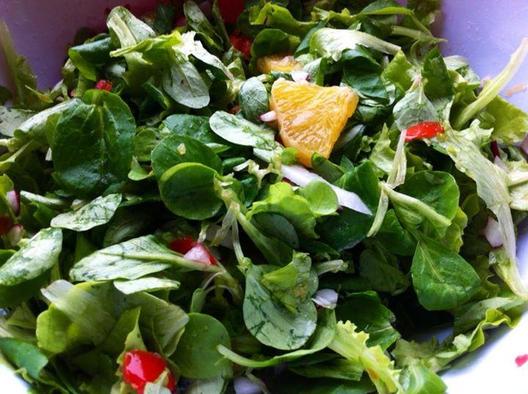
522 134 528 155
484 217 503 248
6 190 19 215
312 289 338 309
493 156 507 170
281 164 372 215
6 224 23 246
259 110 277 122
291 70 309 83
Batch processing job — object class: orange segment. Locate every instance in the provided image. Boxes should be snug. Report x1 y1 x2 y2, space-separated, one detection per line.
257 54 302 74
270 79 358 166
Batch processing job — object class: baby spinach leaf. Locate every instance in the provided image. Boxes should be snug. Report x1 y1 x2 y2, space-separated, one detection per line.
375 209 416 256
359 246 409 295
183 1 224 54
114 277 180 295
52 90 135 197
162 114 229 153
159 162 223 220
173 313 232 379
411 238 480 311
70 235 219 282
68 36 113 81
151 135 222 179
249 182 318 238
209 111 276 150
51 193 122 232
239 77 269 123
218 309 336 368
249 3 316 36
0 228 62 287
422 47 453 100
342 47 388 102
0 338 49 380
163 58 210 109
299 181 339 216
251 28 300 58
336 292 400 350
243 263 317 350
180 32 232 80
252 212 300 249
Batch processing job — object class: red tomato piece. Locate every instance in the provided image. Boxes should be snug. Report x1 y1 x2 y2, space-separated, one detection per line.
405 121 444 142
218 0 245 24
123 350 176 394
230 32 252 59
95 79 113 92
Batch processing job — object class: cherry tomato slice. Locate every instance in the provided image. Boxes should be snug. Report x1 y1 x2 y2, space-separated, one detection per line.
230 32 252 59
218 0 245 24
95 79 112 92
405 121 444 142
123 350 176 394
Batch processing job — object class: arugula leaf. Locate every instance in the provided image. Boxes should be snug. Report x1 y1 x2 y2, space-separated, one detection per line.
173 313 232 379
51 194 122 232
243 263 317 350
411 238 480 311
70 235 219 282
249 3 316 36
68 36 113 81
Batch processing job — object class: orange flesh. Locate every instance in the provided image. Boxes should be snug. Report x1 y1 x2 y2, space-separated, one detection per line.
257 54 302 74
270 79 359 166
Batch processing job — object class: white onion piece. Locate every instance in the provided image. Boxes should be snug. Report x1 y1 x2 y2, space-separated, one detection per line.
234 378 263 394
281 164 372 215
291 70 309 83
259 111 277 122
6 190 19 215
484 217 503 248
312 289 338 309
522 134 528 155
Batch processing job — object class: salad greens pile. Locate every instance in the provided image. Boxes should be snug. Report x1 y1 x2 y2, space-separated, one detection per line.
0 1 528 393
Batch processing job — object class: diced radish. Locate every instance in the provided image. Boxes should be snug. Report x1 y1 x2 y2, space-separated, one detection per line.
312 289 338 309
259 111 277 122
6 190 19 215
483 217 503 248
291 70 309 83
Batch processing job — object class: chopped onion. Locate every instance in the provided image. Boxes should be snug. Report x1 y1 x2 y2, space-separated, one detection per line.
6 190 19 215
312 289 338 309
281 164 372 215
484 217 503 248
291 70 309 83
234 378 263 394
259 111 277 122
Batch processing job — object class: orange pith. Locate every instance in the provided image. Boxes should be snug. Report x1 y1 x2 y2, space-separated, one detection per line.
270 79 359 166
257 54 302 74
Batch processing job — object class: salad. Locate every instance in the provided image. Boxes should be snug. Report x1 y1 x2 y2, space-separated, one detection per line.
0 0 527 393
